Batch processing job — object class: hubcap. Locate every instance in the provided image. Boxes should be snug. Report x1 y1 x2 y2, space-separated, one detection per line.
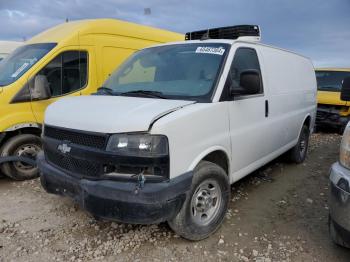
14 144 40 171
190 179 222 226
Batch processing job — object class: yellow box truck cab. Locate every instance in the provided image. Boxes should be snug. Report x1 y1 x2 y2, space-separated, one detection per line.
0 19 182 180
316 68 350 131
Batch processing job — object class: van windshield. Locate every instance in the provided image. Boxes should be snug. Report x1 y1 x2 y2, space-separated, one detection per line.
316 70 350 92
0 43 57 86
103 43 229 102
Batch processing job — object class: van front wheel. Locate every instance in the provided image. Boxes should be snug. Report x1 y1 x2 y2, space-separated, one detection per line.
0 134 42 180
288 125 310 164
168 161 230 241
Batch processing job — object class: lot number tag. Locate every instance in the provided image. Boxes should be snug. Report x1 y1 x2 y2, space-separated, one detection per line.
195 46 225 55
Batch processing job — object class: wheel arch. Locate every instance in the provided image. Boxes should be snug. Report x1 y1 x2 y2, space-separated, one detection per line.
297 114 312 137
303 114 312 130
188 146 230 176
0 123 42 147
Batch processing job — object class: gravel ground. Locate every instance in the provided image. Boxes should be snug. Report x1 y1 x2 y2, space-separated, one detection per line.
1 133 350 261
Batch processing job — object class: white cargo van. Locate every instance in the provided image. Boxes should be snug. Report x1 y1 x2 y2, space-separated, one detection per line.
38 25 317 240
0 41 22 61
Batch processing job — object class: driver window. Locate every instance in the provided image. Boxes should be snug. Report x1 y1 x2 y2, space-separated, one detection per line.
36 51 88 97
229 48 262 94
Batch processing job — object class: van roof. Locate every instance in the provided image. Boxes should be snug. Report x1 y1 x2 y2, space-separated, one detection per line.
144 39 310 60
27 19 183 44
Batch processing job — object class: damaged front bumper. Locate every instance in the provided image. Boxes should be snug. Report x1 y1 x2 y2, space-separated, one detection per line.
38 152 193 224
316 105 350 128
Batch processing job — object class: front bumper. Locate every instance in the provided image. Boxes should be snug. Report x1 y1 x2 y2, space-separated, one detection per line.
38 153 193 224
316 107 349 127
329 162 350 241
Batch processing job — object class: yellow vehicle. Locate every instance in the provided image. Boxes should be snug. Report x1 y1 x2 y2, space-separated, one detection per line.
0 19 183 180
316 68 350 131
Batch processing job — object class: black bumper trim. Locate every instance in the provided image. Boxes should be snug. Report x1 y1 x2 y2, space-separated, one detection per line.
38 154 193 224
331 215 350 244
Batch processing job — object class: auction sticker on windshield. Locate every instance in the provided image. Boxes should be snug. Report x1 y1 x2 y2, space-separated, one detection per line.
11 63 29 78
195 46 225 55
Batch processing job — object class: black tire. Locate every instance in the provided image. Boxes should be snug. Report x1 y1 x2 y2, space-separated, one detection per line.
329 216 350 248
0 134 42 180
288 125 310 164
168 161 230 241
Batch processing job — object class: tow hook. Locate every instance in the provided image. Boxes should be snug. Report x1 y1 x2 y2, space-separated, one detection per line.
133 172 146 194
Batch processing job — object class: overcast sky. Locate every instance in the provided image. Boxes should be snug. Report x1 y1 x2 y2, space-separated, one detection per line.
0 0 349 67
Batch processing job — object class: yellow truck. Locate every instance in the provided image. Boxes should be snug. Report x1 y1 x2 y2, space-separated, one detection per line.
0 19 183 180
316 68 350 131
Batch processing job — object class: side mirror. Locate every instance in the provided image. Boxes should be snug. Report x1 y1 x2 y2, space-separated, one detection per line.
230 70 261 96
31 75 51 100
341 77 350 101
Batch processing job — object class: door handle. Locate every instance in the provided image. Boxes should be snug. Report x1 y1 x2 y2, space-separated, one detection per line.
265 100 269 117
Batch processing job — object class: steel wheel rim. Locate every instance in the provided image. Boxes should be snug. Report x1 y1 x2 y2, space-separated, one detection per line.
14 144 40 171
190 179 222 226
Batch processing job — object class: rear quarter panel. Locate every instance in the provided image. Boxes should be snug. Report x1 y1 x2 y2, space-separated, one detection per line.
258 46 316 145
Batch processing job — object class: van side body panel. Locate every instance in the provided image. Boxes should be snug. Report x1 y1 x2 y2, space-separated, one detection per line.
258 45 316 146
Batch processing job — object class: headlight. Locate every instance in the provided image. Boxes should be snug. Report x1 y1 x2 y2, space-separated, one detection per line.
106 134 168 157
340 125 350 169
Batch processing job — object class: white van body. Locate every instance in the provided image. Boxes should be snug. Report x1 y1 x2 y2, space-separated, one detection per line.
0 41 22 61
39 30 317 240
44 40 316 181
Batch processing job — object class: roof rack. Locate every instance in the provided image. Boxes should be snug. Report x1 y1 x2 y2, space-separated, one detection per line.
185 25 261 42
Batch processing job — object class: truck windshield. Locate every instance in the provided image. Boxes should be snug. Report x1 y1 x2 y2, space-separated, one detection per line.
0 43 56 87
316 71 350 92
103 43 230 101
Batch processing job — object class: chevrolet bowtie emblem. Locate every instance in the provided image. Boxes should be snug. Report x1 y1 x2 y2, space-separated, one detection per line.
57 143 71 154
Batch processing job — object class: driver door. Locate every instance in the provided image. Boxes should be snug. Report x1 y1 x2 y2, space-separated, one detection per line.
226 46 272 177
29 47 94 124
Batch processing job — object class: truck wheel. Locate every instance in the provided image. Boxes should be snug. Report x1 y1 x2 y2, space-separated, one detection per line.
329 216 350 248
288 125 310 164
0 134 41 180
168 161 230 241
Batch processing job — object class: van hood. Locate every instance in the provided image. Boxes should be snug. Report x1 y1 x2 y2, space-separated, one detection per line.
45 96 195 133
317 90 348 106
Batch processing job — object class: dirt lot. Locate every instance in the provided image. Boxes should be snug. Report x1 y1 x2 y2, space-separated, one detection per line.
1 133 350 262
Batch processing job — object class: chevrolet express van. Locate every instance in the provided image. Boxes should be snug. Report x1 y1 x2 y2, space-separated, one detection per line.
0 41 23 61
38 25 317 240
316 68 350 131
0 19 182 180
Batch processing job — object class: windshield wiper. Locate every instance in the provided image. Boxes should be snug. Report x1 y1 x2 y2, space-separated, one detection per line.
95 86 116 95
120 90 166 99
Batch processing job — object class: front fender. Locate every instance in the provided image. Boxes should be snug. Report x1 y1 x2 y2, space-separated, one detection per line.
187 146 231 173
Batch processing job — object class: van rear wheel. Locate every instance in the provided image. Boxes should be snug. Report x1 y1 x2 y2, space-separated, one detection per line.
0 134 41 180
168 161 230 241
288 125 310 164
